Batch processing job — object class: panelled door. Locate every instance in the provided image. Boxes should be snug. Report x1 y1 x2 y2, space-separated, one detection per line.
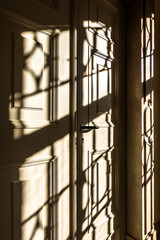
0 1 71 240
77 0 125 239
0 0 125 239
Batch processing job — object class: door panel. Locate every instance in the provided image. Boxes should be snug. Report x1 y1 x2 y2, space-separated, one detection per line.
77 0 123 239
0 1 70 239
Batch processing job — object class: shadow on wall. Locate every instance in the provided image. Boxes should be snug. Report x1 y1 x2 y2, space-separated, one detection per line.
1 8 118 240
141 0 155 239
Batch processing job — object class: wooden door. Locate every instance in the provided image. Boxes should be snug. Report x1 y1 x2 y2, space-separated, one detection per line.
77 0 125 239
0 1 71 239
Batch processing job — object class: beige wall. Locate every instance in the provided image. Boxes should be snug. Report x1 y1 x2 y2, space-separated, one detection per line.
126 0 143 237
126 0 157 239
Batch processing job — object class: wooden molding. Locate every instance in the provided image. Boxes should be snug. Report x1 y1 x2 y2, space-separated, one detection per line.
126 233 138 240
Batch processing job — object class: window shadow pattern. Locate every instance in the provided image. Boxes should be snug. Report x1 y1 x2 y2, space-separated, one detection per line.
6 26 71 240
1 11 116 240
77 20 115 239
141 0 155 238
